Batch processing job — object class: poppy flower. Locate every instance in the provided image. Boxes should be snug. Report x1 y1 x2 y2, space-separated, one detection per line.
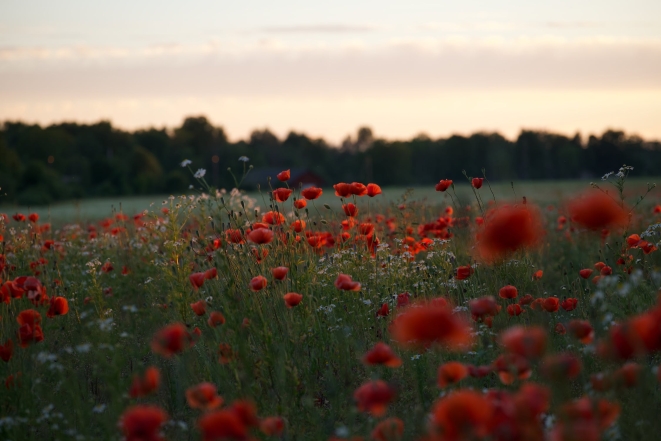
17 309 44 347
353 380 395 417
391 298 473 350
362 342 402 368
101 262 114 273
294 199 307 209
129 366 161 398
579 268 593 279
0 339 13 362
46 296 68 318
186 382 224 410
366 183 382 197
626 234 641 248
272 266 288 281
257 416 284 436
120 405 168 441
276 169 290 181
519 294 534 305
455 265 473 280
600 265 612 276
376 303 389 317
475 204 543 263
291 219 306 232
283 292 303 308
190 300 207 316
208 311 226 327
333 183 352 197
437 361 468 388
334 274 361 291
262 211 286 225
247 228 274 245
541 353 582 380
498 285 518 299
218 343 235 364
151 323 193 357
301 187 323 200
435 179 453 192
555 323 567 334
226 229 244 244
568 320 594 344
615 362 641 388
205 268 218 280
273 188 293 202
189 273 206 290
500 326 547 359
396 292 410 308
641 241 658 254
532 270 543 280
542 297 560 312
430 390 492 440
350 182 368 196
469 296 498 320
198 409 247 441
568 190 628 230
493 353 532 384
371 418 404 441
561 298 578 311
28 213 39 223
249 276 267 292
507 304 523 316
472 178 484 189
12 213 26 222
343 203 358 217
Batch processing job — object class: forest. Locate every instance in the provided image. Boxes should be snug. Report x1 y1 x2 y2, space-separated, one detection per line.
1 116 660 205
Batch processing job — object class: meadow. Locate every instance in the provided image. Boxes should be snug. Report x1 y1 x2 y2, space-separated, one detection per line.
2 166 661 441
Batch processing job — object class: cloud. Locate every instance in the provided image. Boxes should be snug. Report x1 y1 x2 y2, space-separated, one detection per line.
259 24 376 34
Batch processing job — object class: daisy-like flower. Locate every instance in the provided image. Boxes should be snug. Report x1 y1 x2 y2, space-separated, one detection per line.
194 169 207 179
180 159 192 167
238 156 250 162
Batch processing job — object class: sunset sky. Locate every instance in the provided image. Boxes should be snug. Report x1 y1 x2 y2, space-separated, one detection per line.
1 0 660 143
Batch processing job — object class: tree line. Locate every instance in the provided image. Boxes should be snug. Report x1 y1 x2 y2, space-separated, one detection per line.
1 116 660 206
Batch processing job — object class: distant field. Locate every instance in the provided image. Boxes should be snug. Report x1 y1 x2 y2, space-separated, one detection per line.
1 177 658 224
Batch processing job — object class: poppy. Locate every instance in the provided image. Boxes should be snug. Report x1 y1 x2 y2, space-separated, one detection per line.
376 303 389 317
334 274 361 291
590 373 612 392
101 262 114 273
561 298 578 311
120 405 168 441
391 298 473 350
471 177 484 189
615 362 641 388
350 182 368 196
455 265 473 280
129 366 161 398
493 353 532 384
17 309 44 347
272 266 289 281
273 188 293 202
343 203 358 217
555 323 567 335
229 400 259 428
366 183 382 197
362 342 402 368
294 199 307 209
301 187 323 200
0 339 13 362
190 300 207 316
430 390 492 440
507 304 523 316
276 169 290 181
476 205 543 263
12 213 26 222
542 297 560 312
396 292 410 308
469 296 499 320
532 270 543 280
46 296 69 318
262 211 286 225
190 272 206 290
568 190 628 231
371 418 403 441
28 213 39 223
198 409 247 441
641 241 658 254
333 183 352 197
291 219 306 232
218 343 235 364
283 292 303 308
500 326 547 358
579 268 593 279
186 382 224 410
437 361 468 388
569 320 594 344
468 364 492 378
151 323 193 357
541 353 582 380
226 229 244 244
259 417 285 436
249 276 267 292
519 294 534 306
499 285 518 299
353 380 395 417
435 179 453 192
205 268 218 280
208 311 226 327
626 234 641 248
247 228 274 245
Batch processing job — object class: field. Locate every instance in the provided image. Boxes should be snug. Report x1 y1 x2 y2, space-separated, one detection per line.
2 170 661 441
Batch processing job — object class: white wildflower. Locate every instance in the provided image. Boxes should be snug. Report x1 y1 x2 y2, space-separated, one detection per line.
194 169 206 179
238 156 250 162
180 159 192 167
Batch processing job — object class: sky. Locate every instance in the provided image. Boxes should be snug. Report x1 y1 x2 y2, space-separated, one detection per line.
1 0 660 143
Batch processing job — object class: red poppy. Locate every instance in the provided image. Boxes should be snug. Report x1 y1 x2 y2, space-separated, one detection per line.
333 183 352 197
343 203 358 217
205 268 218 279
371 418 404 441
542 297 560 312
468 365 492 378
291 219 306 232
247 228 274 245
532 270 543 280
334 274 361 291
129 366 161 398
626 234 641 248
249 276 267 292
362 342 402 368
568 320 594 344
12 213 26 222
226 229 244 244
120 405 168 441
561 298 578 311
500 326 547 359
469 296 498 320
208 311 226 327
437 361 468 388
262 211 286 225
472 178 484 189
430 390 492 440
46 296 68 318
151 323 193 357
579 268 593 279
498 285 518 299
435 179 453 192
186 382 223 410
555 323 567 335
391 298 473 350
218 343 235 364
272 266 288 280
283 292 303 308
260 416 285 436
28 213 39 223
190 272 206 290
568 190 628 230
519 294 534 305
353 380 395 417
301 187 323 200
198 409 247 441
350 182 368 196
376 303 389 317
294 199 307 209
276 169 290 181
475 204 543 263
101 262 114 273
273 188 293 202
493 353 532 384
541 353 582 380
396 292 410 308
17 309 44 347
615 362 641 388
0 339 13 362
455 265 473 280
507 304 523 316
366 183 382 197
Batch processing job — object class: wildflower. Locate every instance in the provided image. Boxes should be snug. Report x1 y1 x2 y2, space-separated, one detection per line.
469 296 499 320
291 219 306 232
262 211 286 225
249 276 267 292
46 297 69 318
579 268 593 279
475 204 543 263
198 409 247 441
376 303 389 317
507 304 523 316
13 213 26 222
28 213 39 223
561 298 578 311
218 343 235 364
334 274 361 291
551 397 620 440
362 342 402 368
120 405 168 441
294 199 307 209
272 266 288 281
273 188 293 202
568 320 594 344
276 169 290 181
542 297 560 312
396 292 410 308
301 187 323 200
343 203 358 217
238 156 250 162
366 183 382 197
205 268 218 279
333 183 352 197
194 169 207 179
208 312 226 327
435 179 453 192
555 323 567 334
371 418 404 441
283 293 303 308
17 309 44 347
151 323 193 357
180 159 192 167
455 265 473 280
353 380 395 417
0 339 13 362
437 362 468 388
471 177 484 189
500 326 547 358
186 382 223 410
247 228 274 245
568 190 628 230
615 362 641 388
541 353 582 380
190 272 207 290
532 270 543 280
519 294 534 305
498 285 518 299
467 364 492 378
430 390 492 440
129 367 160 398
493 353 532 384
